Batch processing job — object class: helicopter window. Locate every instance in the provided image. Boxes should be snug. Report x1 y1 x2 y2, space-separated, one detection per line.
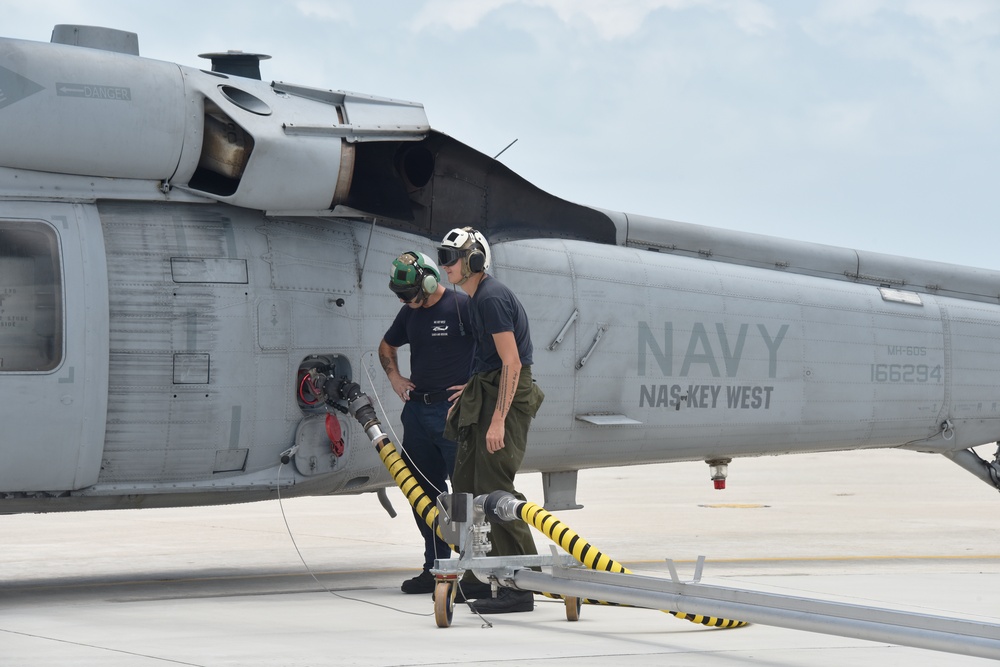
0 221 63 372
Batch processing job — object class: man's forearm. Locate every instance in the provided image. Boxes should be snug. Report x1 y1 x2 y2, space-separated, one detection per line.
378 341 399 378
494 361 521 422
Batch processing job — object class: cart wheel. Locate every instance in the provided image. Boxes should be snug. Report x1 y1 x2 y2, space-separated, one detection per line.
565 596 582 622
434 581 455 628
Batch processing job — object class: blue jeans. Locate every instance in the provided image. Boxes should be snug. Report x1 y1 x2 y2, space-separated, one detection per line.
399 399 457 570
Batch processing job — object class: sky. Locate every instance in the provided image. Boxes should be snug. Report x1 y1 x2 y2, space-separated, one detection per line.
5 1 1000 269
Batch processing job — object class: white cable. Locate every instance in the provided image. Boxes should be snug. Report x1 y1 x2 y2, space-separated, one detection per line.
362 350 462 588
361 350 445 496
278 363 487 622
275 461 432 617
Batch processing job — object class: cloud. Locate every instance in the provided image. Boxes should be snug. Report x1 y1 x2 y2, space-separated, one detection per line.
804 0 1000 123
411 0 514 32
903 0 1000 28
713 0 777 35
411 0 777 39
535 0 685 40
294 0 356 24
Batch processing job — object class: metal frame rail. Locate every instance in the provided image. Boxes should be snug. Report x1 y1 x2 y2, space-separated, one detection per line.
508 564 1000 660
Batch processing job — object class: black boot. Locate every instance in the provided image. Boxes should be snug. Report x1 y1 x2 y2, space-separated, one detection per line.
467 587 533 614
400 570 435 594
456 579 493 601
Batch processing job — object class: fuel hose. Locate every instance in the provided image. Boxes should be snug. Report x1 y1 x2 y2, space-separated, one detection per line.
339 381 745 628
374 437 456 552
484 491 748 629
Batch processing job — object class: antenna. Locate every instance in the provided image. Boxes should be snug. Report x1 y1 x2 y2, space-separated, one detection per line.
493 138 518 160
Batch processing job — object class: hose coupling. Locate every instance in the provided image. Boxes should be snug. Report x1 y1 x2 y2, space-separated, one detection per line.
348 393 379 429
477 490 523 523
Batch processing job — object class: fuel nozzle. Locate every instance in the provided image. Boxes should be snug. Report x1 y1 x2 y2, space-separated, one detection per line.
330 380 383 441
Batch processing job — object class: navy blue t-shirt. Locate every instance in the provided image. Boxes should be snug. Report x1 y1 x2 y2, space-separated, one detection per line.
383 289 475 392
469 275 533 373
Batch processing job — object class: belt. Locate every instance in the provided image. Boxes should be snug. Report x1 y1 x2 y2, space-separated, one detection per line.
410 390 451 404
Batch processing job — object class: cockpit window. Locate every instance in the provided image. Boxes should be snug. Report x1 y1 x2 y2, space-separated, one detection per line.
0 221 63 372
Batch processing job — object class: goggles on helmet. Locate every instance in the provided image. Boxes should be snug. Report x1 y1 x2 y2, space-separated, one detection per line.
437 246 465 267
388 280 422 303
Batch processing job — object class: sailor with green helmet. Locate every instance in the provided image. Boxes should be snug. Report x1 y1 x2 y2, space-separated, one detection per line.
378 250 475 594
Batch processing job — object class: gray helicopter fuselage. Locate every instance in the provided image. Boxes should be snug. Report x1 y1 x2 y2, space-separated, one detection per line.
2 28 999 513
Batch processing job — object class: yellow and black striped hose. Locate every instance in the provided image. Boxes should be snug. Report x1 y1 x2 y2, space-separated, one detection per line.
516 499 747 629
375 438 456 552
373 436 746 629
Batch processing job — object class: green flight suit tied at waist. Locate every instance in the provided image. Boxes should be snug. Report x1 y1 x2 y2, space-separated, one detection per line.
445 365 545 442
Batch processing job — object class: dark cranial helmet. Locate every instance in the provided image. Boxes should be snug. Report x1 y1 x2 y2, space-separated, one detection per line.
389 250 440 303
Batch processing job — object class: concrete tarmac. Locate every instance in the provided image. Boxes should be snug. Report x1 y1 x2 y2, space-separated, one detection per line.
2 447 999 665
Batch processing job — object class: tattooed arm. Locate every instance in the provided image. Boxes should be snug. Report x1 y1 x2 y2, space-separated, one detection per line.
485 330 521 453
378 338 414 401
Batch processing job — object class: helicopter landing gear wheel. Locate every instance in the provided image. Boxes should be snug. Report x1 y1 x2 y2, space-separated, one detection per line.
565 595 582 621
434 581 455 628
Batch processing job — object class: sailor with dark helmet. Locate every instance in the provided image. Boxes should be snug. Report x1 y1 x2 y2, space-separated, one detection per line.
378 250 475 594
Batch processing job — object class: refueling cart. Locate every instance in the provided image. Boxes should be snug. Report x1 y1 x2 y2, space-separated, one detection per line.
299 370 1000 660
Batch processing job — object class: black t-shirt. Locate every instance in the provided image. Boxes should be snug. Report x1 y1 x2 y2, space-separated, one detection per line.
469 275 533 373
383 289 475 392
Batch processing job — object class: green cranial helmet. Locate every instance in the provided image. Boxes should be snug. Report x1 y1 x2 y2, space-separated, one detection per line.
389 251 441 303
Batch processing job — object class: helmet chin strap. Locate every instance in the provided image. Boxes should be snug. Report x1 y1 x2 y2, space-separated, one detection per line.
451 256 472 286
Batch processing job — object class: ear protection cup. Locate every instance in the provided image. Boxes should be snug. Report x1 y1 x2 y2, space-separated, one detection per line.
390 250 441 300
421 272 438 294
468 250 486 273
413 250 441 295
439 227 490 284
